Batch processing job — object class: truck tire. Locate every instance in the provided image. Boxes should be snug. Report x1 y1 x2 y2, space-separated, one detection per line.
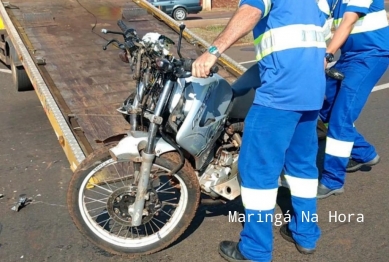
10 50 33 92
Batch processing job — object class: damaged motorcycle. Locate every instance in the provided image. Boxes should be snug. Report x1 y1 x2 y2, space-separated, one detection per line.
66 19 344 257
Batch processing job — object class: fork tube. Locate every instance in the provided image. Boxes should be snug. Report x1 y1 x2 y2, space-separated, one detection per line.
145 79 173 154
130 81 145 131
131 79 174 227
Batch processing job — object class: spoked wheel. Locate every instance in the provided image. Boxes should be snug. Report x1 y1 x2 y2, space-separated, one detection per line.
67 145 200 257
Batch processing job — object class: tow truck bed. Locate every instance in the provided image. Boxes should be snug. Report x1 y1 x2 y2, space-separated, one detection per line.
0 0 243 170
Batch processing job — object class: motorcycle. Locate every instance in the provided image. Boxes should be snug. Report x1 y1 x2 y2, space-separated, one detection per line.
66 19 344 257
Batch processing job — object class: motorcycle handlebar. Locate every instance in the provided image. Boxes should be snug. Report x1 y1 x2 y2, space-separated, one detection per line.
182 59 219 74
326 67 345 81
117 20 128 33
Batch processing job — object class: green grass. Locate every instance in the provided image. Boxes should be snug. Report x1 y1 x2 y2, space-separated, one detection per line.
190 25 253 46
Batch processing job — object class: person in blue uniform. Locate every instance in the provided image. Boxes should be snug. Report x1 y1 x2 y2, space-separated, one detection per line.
317 0 389 199
191 0 328 261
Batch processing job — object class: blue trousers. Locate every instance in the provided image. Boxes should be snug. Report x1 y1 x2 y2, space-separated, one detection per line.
319 56 389 189
238 104 321 262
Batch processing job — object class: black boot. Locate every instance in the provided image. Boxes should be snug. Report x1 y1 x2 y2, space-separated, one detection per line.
219 241 251 262
346 155 380 172
280 224 316 255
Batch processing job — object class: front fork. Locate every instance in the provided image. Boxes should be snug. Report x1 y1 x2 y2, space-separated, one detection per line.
130 79 174 227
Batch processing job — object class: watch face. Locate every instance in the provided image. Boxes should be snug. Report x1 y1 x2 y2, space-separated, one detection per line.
209 46 216 53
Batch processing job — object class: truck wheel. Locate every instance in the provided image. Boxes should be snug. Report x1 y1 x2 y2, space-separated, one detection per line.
10 53 33 92
173 8 187 21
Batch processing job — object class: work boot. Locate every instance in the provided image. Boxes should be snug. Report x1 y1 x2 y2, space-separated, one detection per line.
219 241 251 262
346 155 380 173
316 183 344 199
280 224 316 255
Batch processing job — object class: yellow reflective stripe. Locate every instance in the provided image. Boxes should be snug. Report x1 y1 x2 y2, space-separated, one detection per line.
241 186 278 211
254 24 326 61
334 10 388 34
283 175 318 198
347 0 373 9
317 0 330 15
325 137 353 158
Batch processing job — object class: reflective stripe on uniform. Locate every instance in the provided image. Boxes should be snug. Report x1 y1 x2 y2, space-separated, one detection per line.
323 18 334 40
254 24 326 61
283 175 318 198
347 0 373 8
317 0 330 15
334 10 388 34
325 137 354 158
241 186 277 211
262 0 272 17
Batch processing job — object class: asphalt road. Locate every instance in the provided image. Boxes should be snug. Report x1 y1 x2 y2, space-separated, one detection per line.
1 44 389 262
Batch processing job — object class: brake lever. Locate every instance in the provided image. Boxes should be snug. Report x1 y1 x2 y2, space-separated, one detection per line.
103 39 125 50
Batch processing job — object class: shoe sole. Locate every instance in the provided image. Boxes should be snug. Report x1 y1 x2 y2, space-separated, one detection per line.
280 227 315 255
218 246 250 262
317 188 344 199
346 156 380 173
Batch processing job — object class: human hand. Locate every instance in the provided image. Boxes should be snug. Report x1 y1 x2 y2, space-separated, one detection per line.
191 52 218 78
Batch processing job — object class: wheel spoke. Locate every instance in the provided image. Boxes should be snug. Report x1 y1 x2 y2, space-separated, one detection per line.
87 183 113 193
78 156 190 246
84 196 108 205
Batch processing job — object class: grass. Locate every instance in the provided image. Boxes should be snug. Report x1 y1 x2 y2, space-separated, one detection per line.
190 25 253 46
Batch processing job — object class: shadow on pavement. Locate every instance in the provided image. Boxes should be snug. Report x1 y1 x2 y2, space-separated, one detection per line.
166 195 244 249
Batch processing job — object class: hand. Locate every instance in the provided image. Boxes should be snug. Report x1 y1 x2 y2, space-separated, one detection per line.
191 52 218 78
324 58 328 69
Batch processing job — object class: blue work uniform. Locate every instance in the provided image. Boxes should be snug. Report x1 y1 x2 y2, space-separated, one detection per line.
319 0 389 190
236 0 327 261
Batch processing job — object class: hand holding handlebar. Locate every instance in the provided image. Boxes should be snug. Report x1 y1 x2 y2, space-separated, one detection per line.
183 59 218 75
190 51 220 78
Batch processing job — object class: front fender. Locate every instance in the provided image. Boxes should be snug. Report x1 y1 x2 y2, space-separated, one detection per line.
109 131 176 162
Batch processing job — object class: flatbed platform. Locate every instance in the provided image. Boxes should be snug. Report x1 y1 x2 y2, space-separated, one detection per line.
1 0 241 170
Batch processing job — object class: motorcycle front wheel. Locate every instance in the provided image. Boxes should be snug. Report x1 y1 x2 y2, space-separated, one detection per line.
67 145 200 257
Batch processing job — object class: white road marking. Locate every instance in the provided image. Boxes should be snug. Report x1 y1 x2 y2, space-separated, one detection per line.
0 68 12 74
373 82 389 92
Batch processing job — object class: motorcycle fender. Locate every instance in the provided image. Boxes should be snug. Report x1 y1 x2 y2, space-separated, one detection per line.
109 131 176 162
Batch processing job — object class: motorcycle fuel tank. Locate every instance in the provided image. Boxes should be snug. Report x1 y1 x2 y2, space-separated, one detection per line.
175 74 233 166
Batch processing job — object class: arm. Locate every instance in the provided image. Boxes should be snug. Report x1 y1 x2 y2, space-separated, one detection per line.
326 11 361 55
191 3 263 78
209 5 261 55
326 0 371 55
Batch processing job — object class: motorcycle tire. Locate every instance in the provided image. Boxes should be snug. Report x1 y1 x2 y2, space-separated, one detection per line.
67 144 200 257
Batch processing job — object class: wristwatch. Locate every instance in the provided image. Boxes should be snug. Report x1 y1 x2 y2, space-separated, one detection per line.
325 53 335 63
208 45 221 58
